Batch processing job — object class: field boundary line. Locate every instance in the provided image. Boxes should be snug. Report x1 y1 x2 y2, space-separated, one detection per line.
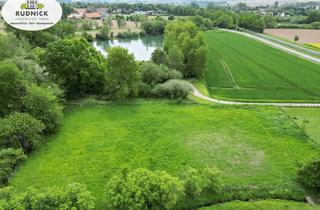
189 83 320 108
220 29 320 65
219 59 240 89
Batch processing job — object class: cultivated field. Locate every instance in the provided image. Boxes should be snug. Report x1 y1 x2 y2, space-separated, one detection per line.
10 99 319 208
264 29 320 44
204 30 320 102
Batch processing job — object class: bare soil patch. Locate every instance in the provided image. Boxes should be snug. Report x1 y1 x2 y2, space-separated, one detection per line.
264 29 320 43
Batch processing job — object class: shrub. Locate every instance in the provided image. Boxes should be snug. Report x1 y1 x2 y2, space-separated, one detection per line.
182 167 222 199
200 167 223 193
182 168 203 199
0 187 24 210
141 62 183 87
0 148 26 186
0 184 95 210
22 85 63 133
151 48 168 65
297 159 320 191
31 183 95 210
0 112 44 152
152 80 191 99
105 168 184 210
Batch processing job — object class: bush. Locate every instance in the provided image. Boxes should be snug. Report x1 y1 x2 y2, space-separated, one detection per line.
0 112 44 152
141 62 183 86
22 85 63 133
105 168 183 210
152 80 191 99
116 31 139 39
297 159 320 191
0 148 26 186
182 167 222 199
0 183 95 210
151 48 168 65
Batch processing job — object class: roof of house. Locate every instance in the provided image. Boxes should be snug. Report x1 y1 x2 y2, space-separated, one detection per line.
74 8 87 15
84 12 102 19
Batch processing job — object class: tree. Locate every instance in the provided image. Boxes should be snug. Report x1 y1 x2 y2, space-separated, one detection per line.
164 21 207 78
0 148 26 186
297 159 320 191
307 10 320 24
151 49 168 65
97 22 110 40
0 62 26 116
105 47 140 100
22 85 63 133
264 15 276 28
0 113 44 152
39 38 107 97
105 168 183 210
167 46 185 72
238 13 266 33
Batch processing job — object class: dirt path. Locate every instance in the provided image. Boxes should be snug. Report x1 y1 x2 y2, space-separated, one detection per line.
190 84 320 108
221 29 320 65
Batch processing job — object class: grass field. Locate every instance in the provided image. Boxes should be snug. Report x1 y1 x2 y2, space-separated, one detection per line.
10 99 319 208
204 30 320 102
200 199 319 210
282 107 320 145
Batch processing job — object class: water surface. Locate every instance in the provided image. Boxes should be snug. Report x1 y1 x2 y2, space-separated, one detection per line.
93 36 163 61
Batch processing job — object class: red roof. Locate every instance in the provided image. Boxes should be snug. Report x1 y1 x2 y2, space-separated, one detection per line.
84 13 102 19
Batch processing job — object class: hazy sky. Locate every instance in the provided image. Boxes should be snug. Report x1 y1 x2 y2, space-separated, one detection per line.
228 0 320 6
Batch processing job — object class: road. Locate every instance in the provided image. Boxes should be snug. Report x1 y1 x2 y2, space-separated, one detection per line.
221 29 320 65
190 84 320 108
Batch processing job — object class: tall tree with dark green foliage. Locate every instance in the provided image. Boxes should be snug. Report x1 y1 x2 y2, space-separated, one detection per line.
307 10 320 24
0 63 26 116
0 113 44 152
105 47 140 100
164 21 207 78
40 38 107 98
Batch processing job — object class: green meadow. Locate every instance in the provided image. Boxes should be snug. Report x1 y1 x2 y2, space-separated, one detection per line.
282 107 320 145
201 199 319 210
204 30 320 102
10 99 319 208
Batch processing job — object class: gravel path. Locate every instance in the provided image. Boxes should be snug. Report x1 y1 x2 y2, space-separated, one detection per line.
221 29 320 65
190 84 320 108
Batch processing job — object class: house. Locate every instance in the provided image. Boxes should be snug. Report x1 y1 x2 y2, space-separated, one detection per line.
83 12 102 20
67 8 87 19
74 8 87 16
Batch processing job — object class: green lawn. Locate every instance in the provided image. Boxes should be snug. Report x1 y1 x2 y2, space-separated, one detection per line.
200 199 319 210
204 30 320 102
282 107 320 145
10 99 319 208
